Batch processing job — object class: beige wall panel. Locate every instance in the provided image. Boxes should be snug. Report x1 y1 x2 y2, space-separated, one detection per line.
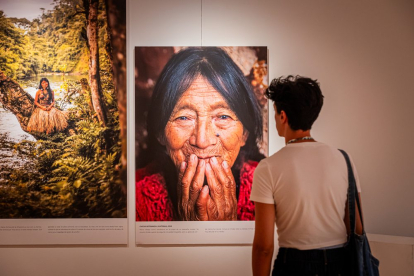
371 241 414 276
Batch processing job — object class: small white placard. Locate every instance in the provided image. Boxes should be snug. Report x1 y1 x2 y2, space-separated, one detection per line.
0 218 128 245
136 221 255 245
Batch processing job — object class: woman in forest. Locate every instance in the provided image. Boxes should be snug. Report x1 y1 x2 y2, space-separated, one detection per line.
136 47 265 221
27 77 68 134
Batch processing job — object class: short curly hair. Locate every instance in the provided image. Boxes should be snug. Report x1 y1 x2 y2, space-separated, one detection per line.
266 75 324 131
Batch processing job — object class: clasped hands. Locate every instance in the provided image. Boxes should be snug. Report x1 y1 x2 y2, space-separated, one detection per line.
177 154 237 221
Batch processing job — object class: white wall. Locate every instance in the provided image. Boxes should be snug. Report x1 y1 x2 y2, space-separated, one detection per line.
1 0 414 275
202 0 414 237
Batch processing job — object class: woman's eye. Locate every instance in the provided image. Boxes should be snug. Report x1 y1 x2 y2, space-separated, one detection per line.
218 115 231 120
176 116 189 121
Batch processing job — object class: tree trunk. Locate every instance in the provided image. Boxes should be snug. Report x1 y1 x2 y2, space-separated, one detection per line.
105 0 127 192
103 6 114 81
79 77 95 118
86 0 108 127
0 71 34 132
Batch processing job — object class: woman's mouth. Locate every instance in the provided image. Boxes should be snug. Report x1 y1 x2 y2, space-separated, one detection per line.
195 154 220 160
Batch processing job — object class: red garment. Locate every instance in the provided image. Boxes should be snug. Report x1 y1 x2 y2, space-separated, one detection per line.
136 161 258 221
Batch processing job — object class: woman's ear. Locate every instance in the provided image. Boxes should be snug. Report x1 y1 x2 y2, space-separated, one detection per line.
157 135 166 146
241 129 249 147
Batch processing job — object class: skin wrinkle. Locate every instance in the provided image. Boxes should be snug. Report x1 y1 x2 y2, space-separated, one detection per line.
163 76 247 220
189 159 204 201
163 76 247 170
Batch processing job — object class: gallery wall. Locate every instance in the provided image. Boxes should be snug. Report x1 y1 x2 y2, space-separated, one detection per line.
199 0 414 237
1 0 413 275
129 0 414 237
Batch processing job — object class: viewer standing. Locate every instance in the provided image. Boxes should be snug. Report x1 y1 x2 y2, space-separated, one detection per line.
251 76 363 276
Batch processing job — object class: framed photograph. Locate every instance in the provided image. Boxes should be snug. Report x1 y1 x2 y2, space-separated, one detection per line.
135 46 268 244
0 0 127 245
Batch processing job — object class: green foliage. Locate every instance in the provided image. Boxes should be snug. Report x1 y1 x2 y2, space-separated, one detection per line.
0 11 28 79
0 0 125 219
0 68 124 219
0 133 70 218
0 0 103 79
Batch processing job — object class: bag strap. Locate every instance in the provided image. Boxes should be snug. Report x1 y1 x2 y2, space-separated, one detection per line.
339 149 365 235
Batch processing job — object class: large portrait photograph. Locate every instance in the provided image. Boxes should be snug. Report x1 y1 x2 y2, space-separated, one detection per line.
135 47 268 225
0 0 127 245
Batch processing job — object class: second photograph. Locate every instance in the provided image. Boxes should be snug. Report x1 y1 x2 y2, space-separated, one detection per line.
135 46 268 222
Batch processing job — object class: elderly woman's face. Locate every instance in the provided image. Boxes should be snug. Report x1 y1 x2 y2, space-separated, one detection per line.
162 76 248 170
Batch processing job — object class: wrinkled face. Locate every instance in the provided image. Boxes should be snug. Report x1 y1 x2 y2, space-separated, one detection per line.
41 80 49 89
162 76 248 170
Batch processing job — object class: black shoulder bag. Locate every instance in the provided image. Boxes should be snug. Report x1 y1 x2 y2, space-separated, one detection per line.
339 149 380 276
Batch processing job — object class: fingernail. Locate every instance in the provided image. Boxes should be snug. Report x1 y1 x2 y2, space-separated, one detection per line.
202 185 209 193
211 157 217 164
222 161 229 169
199 159 205 166
206 163 211 171
180 162 186 172
191 154 196 162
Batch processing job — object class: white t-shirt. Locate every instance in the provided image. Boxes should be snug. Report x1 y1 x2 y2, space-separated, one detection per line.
250 142 361 250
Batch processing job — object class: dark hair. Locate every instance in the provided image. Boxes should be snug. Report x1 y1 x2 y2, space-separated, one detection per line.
266 75 324 131
38 77 52 97
147 47 263 154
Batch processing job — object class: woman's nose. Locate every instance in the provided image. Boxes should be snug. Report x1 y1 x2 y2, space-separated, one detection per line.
189 118 217 149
